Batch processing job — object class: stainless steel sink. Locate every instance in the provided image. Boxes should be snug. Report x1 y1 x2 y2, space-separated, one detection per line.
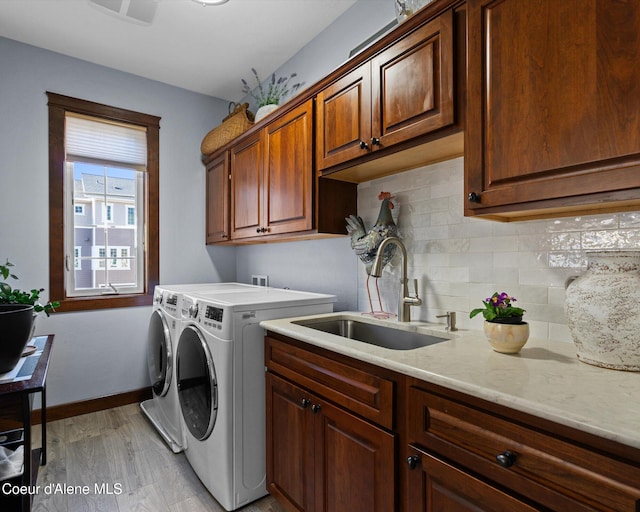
293 318 448 350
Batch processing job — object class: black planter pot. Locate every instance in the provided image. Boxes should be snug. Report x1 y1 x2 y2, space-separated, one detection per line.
0 304 35 373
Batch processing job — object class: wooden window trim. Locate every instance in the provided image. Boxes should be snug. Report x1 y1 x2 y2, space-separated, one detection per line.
47 92 160 312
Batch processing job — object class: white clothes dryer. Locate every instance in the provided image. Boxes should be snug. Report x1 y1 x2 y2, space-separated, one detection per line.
176 288 335 511
141 283 260 453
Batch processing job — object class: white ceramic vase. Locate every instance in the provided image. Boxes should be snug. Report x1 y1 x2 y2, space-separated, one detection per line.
254 104 279 122
565 250 640 371
484 320 529 354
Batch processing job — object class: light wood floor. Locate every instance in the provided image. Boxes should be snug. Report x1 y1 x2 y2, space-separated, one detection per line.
31 404 284 512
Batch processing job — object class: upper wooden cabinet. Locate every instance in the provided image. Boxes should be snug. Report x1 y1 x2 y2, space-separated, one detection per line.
465 0 640 220
316 9 455 173
230 131 263 240
215 99 355 244
230 102 313 240
205 153 230 243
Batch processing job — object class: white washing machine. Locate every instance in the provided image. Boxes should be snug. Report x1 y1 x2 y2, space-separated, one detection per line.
176 288 335 511
141 283 261 453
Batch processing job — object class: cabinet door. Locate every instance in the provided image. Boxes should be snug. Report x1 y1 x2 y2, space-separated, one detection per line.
371 9 454 149
205 153 230 243
316 64 372 170
263 100 314 235
465 0 640 217
266 374 314 512
230 132 263 240
405 447 539 512
316 399 395 512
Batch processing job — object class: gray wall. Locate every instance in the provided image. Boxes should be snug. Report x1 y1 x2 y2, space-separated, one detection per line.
236 0 396 311
0 36 235 406
0 0 423 407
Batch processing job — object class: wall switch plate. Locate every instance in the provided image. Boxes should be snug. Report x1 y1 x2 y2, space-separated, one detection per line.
251 275 269 287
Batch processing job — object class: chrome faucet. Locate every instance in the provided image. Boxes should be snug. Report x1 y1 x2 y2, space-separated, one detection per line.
370 237 422 322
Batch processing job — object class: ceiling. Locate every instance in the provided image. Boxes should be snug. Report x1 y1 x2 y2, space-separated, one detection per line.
0 0 358 101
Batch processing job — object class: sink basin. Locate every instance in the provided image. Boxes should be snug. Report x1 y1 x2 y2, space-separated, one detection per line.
293 318 448 350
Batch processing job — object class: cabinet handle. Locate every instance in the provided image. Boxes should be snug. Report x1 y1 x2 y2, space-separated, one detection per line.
300 398 311 409
406 455 420 470
496 450 517 468
311 404 322 414
221 233 228 239
468 192 481 203
256 228 261 233
359 140 369 150
371 137 380 146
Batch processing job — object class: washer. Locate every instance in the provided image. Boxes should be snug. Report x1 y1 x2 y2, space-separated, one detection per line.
141 282 260 453
176 288 335 511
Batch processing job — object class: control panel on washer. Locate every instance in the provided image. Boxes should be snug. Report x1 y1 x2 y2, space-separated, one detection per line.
205 305 224 323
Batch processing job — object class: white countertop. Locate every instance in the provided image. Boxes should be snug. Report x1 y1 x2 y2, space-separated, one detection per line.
260 312 640 450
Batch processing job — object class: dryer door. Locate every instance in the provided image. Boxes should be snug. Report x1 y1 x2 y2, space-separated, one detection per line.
147 310 172 397
176 325 218 441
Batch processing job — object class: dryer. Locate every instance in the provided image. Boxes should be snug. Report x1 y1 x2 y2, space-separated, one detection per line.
176 288 335 511
141 282 260 453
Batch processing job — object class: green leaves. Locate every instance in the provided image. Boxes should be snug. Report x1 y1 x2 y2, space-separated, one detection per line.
469 292 525 322
0 259 59 316
241 69 304 108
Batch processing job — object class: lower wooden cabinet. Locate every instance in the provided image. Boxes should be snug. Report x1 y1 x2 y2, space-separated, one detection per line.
405 446 539 512
265 335 396 512
264 333 640 512
266 373 395 512
405 382 640 512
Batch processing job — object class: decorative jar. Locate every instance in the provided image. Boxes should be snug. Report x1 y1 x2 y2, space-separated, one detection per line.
565 250 640 371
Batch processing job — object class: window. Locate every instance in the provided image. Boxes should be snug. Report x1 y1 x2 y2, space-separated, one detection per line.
48 93 160 311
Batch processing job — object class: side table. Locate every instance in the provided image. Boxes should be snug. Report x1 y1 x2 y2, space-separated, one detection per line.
0 334 54 512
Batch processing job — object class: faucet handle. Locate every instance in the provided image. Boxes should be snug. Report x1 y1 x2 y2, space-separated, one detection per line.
412 279 420 298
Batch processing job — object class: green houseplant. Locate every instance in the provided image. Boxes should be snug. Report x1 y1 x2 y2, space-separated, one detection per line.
0 259 59 373
241 68 303 108
470 292 529 354
241 68 303 122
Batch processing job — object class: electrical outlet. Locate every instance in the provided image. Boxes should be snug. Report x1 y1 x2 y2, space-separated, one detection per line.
251 275 269 287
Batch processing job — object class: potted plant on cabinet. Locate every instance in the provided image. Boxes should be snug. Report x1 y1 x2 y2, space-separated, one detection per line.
241 68 303 122
0 260 59 373
470 292 529 353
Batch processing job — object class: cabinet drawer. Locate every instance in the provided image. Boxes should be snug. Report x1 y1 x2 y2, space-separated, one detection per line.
265 336 394 429
408 386 640 512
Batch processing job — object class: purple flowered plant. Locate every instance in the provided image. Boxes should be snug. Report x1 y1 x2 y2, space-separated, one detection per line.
469 292 526 322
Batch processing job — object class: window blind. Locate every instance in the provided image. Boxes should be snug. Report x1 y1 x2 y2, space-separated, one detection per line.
65 113 147 168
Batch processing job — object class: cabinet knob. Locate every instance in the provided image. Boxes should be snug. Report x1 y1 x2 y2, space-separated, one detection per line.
311 404 322 414
496 450 517 468
221 232 228 239
256 228 261 233
300 398 311 409
406 455 420 470
371 137 381 146
468 192 481 203
359 140 369 150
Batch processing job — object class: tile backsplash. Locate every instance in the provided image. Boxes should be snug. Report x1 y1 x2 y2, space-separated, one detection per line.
356 157 640 342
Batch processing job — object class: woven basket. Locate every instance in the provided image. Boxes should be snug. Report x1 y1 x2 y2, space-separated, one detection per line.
201 102 255 155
